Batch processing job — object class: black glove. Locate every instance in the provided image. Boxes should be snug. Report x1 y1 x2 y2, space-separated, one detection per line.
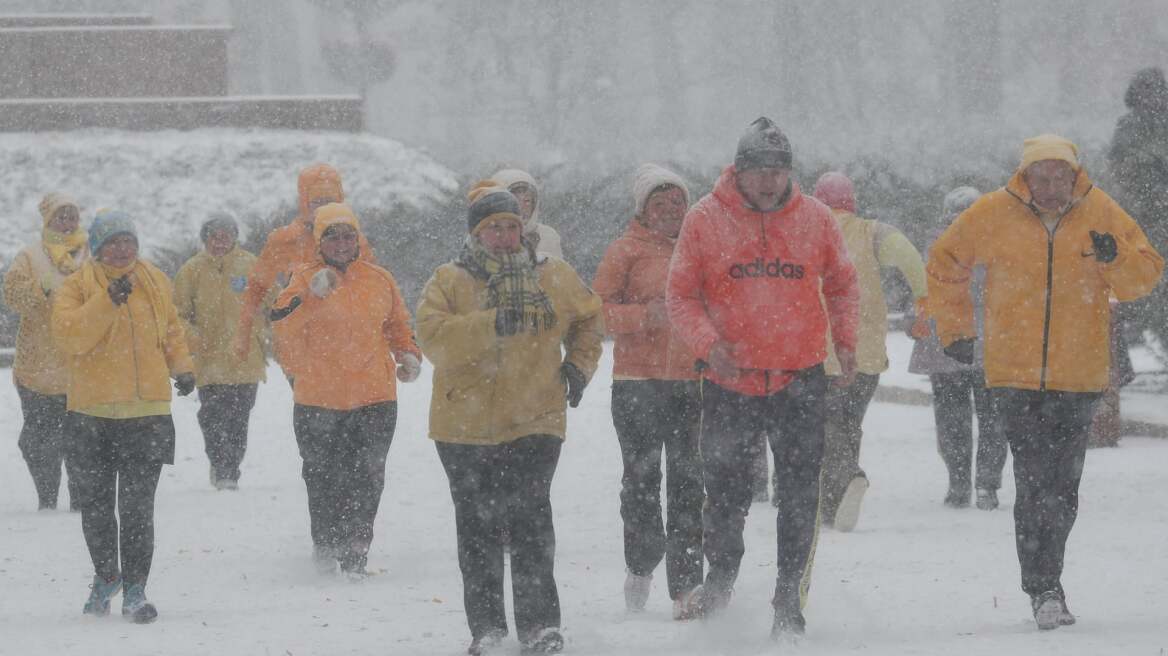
1090 230 1117 263
560 362 586 408
495 308 523 337
174 372 196 396
943 338 976 365
107 275 133 306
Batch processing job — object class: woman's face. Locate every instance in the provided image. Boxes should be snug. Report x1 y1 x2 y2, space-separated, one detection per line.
477 216 523 255
48 206 80 234
319 224 359 266
509 184 536 224
640 185 687 238
98 234 138 268
205 228 236 257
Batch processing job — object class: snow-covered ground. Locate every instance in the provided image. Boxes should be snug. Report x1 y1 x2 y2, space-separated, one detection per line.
2 342 1166 656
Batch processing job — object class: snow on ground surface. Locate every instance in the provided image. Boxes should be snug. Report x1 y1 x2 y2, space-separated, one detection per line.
2 342 1167 656
0 129 459 262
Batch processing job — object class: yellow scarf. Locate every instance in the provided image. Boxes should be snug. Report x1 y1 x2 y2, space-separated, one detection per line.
42 228 88 274
88 260 169 349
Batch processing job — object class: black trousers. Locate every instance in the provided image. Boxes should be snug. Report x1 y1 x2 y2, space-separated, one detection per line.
197 383 258 482
16 385 80 509
820 373 880 519
993 388 1099 597
611 380 704 599
293 402 396 571
436 435 562 643
67 412 173 587
700 366 828 606
931 371 1008 491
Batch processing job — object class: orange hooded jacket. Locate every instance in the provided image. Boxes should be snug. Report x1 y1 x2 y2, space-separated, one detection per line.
928 167 1162 392
271 204 419 410
235 164 375 360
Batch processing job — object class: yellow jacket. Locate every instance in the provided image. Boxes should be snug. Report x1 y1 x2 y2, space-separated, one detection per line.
52 259 194 412
417 258 604 445
173 247 268 386
928 169 1163 392
3 243 86 394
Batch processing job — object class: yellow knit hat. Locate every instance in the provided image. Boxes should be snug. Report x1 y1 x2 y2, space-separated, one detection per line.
38 192 79 226
312 202 361 243
1020 134 1079 171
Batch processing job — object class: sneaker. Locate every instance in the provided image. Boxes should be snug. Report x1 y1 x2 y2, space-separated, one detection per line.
832 475 869 532
467 628 507 655
82 574 122 616
313 544 338 575
623 571 652 611
1057 597 1076 626
341 566 370 582
770 606 807 644
672 587 702 620
121 583 158 624
1031 590 1062 630
975 488 999 510
520 628 564 654
944 486 970 508
691 583 733 619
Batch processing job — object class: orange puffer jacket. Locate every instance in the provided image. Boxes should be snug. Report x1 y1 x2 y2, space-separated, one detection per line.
667 166 859 396
928 168 1163 392
593 219 697 380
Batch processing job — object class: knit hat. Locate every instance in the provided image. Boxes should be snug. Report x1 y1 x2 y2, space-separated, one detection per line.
489 168 541 230
199 212 239 244
633 164 690 216
38 192 79 226
942 186 981 222
88 209 137 255
812 172 856 213
1020 134 1079 172
312 203 362 244
735 117 792 171
466 181 522 234
298 163 345 220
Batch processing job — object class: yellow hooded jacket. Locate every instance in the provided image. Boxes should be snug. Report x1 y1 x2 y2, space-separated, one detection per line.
52 259 194 413
927 168 1163 392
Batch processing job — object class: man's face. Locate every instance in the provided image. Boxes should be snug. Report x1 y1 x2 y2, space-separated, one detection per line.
509 184 536 224
1024 160 1077 211
205 228 236 257
306 196 340 226
319 224 359 266
477 216 523 254
98 234 138 268
641 185 687 238
48 206 80 234
737 168 791 212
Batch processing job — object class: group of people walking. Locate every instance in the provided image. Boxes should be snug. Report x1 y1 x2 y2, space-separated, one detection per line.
5 108 1164 652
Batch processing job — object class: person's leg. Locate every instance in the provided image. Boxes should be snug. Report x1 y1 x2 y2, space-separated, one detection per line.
69 413 120 582
611 381 667 580
293 405 345 554
336 402 396 573
662 381 704 601
820 373 878 523
114 415 173 589
972 376 1007 493
197 385 231 483
930 372 974 504
436 441 509 641
221 384 259 482
505 435 564 644
699 380 767 602
16 385 67 509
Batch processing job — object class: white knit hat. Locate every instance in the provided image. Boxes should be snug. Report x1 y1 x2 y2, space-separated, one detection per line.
633 164 690 216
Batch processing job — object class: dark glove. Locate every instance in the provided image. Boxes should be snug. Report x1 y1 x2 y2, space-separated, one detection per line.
174 372 196 396
495 308 523 337
943 338 976 365
1090 230 1117 263
107 275 133 306
560 361 586 408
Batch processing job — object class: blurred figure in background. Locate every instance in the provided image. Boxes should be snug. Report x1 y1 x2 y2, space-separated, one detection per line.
3 193 88 511
490 168 565 260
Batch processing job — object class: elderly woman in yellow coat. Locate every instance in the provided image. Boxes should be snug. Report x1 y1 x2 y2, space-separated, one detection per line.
52 210 195 624
417 183 603 655
2 193 88 511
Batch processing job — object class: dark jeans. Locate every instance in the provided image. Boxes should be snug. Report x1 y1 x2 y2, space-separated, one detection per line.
700 366 828 607
993 388 1099 597
197 384 258 482
16 384 79 509
436 435 562 643
292 402 396 571
67 412 173 587
931 371 1008 491
820 373 879 519
611 380 703 599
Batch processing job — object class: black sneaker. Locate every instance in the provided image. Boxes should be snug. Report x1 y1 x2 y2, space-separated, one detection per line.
521 628 563 654
944 486 970 508
1031 590 1062 630
467 628 507 655
694 583 733 619
771 601 806 643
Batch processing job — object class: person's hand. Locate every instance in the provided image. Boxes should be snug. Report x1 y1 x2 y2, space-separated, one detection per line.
908 298 931 340
396 352 421 383
834 347 858 387
309 268 339 298
561 361 586 408
1090 231 1117 263
646 299 670 328
107 275 132 306
707 340 738 380
173 372 196 396
943 338 975 365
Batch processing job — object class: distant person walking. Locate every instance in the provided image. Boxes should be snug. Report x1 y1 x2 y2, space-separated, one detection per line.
489 168 565 260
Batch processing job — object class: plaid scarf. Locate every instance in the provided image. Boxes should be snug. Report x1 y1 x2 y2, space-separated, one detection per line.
456 237 557 335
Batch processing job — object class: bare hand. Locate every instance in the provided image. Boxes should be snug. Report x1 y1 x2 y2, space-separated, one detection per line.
834 347 858 387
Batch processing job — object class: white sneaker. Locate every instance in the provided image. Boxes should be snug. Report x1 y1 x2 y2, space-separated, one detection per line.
832 475 869 532
312 545 338 575
623 571 652 611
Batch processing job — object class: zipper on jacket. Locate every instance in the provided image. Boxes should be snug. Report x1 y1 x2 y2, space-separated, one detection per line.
1038 218 1066 392
126 295 143 399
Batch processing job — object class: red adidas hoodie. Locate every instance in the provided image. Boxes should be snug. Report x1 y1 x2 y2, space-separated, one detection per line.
667 166 859 396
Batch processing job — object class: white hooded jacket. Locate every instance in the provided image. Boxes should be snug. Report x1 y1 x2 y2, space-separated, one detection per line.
489 168 564 260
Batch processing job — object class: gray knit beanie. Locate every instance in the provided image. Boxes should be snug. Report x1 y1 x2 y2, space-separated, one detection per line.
734 117 792 171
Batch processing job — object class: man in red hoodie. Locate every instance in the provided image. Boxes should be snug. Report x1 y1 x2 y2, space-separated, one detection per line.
667 117 859 642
